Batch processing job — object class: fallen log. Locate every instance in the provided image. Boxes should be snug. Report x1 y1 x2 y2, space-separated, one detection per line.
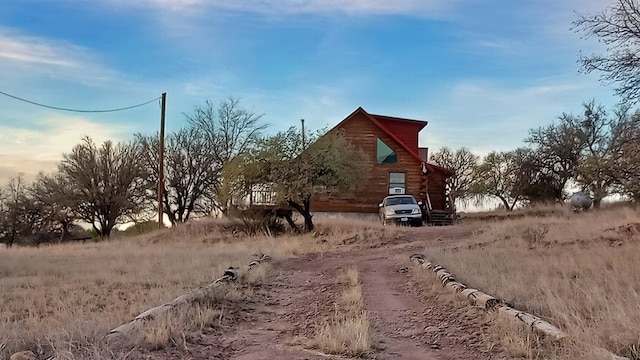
459 289 499 309
105 254 271 344
409 254 629 360
497 306 565 341
445 281 466 293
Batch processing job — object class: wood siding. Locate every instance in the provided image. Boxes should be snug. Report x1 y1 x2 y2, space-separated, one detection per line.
312 112 427 213
426 171 448 210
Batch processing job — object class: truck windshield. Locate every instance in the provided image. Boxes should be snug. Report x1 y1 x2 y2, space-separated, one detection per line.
386 197 417 206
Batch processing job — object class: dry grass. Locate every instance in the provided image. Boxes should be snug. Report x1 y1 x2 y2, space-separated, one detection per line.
0 216 390 359
310 266 373 357
310 216 401 250
421 204 640 359
139 303 223 351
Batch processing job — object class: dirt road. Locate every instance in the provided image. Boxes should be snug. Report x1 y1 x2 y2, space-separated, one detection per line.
142 227 511 359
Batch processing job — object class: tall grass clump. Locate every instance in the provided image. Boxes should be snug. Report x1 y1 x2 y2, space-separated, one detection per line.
310 266 372 357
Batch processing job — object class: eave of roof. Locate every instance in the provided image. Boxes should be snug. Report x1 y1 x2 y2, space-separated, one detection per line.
369 114 428 131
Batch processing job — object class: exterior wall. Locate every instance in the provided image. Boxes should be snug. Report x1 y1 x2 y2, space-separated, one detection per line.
419 147 428 161
313 212 379 222
426 171 448 210
312 112 425 213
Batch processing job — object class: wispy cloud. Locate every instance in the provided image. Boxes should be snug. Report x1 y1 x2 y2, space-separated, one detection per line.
107 0 459 17
417 77 617 156
0 27 122 86
0 27 91 66
0 37 76 68
0 115 130 183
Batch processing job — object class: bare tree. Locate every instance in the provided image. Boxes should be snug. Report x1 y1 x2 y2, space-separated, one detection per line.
30 172 79 242
186 98 267 165
0 183 8 245
58 137 146 239
429 147 479 204
512 148 565 204
1 174 85 246
0 186 5 243
470 150 527 211
135 99 266 224
608 108 640 200
568 101 622 207
526 101 640 206
525 114 587 202
0 175 30 246
574 0 640 103
136 127 220 226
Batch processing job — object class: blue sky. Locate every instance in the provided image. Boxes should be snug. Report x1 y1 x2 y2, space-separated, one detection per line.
0 0 619 183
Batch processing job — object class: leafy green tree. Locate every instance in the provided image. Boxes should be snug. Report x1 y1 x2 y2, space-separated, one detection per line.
240 128 367 232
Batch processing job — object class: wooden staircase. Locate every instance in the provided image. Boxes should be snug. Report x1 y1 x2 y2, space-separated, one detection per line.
422 192 455 226
427 209 454 226
418 173 456 226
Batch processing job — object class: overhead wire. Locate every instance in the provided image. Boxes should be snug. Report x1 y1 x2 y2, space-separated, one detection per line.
0 90 161 113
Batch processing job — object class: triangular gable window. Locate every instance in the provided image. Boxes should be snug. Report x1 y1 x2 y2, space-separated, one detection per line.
377 138 397 164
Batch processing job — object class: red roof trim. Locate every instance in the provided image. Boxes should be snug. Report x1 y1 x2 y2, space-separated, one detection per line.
369 114 428 130
333 107 454 176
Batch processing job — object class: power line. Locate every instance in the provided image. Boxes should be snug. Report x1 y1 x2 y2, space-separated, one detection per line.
0 90 161 113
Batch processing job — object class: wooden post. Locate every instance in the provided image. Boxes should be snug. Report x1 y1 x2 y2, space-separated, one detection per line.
301 118 305 149
158 93 166 229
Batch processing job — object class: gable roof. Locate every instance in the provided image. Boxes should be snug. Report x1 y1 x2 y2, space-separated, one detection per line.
334 107 454 175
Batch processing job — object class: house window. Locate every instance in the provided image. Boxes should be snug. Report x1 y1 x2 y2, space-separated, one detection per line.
389 172 405 194
377 138 397 164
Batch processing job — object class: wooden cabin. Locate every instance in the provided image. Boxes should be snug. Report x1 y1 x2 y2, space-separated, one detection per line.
312 107 455 224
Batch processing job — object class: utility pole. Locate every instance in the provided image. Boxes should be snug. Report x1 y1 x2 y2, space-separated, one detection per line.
301 118 305 149
158 92 166 229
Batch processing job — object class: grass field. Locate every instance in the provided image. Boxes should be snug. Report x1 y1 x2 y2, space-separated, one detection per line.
0 217 392 359
421 204 640 359
2 207 639 359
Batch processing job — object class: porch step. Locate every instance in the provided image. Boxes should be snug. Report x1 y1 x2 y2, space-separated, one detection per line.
427 210 454 226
